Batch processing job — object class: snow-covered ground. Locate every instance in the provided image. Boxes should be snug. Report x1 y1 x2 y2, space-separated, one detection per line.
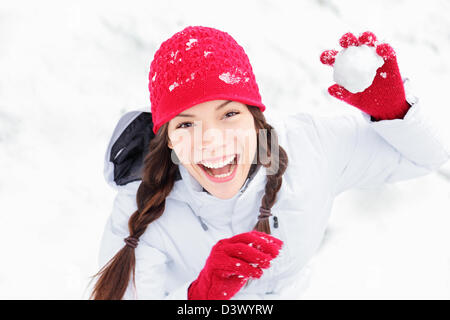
0 0 448 299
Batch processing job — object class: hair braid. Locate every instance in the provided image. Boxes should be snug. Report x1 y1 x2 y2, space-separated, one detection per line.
248 108 288 235
89 123 177 300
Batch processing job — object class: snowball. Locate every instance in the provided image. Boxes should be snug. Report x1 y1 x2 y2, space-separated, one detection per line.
333 45 384 93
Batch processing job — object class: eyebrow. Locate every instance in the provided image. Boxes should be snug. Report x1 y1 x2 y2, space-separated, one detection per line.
175 100 232 118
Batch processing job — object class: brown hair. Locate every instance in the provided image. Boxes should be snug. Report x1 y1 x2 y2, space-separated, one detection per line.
89 105 288 299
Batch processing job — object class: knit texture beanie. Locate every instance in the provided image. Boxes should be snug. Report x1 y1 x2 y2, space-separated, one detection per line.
148 25 266 134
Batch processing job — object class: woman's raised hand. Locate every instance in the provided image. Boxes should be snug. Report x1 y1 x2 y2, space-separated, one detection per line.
320 31 410 121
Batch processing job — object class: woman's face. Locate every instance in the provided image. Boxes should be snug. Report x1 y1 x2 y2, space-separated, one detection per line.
167 100 257 200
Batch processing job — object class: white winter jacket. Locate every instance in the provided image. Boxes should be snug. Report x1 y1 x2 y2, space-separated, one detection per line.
98 80 449 299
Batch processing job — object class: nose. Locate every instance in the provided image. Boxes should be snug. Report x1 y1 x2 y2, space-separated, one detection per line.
197 122 223 150
195 125 235 160
199 141 228 160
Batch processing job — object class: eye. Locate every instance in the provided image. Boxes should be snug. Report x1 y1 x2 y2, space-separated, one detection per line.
176 122 193 129
225 110 240 118
175 110 240 129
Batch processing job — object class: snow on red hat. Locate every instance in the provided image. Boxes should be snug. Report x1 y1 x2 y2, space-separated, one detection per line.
148 25 266 134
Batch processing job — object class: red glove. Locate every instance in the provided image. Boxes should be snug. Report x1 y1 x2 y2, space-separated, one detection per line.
187 230 283 300
320 31 410 121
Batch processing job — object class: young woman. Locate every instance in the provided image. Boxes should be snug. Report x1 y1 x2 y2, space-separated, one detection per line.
90 26 449 300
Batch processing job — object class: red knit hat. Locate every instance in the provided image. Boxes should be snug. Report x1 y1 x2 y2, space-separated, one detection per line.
148 25 266 134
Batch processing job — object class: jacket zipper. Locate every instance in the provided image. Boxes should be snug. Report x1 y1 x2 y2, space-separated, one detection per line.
273 216 279 228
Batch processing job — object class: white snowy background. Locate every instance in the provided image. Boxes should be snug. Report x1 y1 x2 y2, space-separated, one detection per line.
0 0 449 299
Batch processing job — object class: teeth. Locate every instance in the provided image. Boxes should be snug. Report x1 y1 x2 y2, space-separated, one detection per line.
205 163 236 178
200 155 236 169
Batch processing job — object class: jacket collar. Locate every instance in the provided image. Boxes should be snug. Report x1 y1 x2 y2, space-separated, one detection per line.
167 162 267 225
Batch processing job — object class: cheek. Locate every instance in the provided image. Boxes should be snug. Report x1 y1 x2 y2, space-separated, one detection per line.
169 132 195 164
236 132 257 165
173 145 192 164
